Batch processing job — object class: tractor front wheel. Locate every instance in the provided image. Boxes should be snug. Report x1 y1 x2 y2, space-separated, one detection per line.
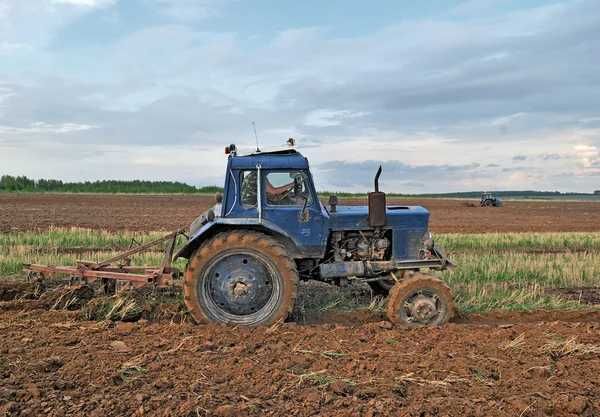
386 273 454 327
184 231 298 326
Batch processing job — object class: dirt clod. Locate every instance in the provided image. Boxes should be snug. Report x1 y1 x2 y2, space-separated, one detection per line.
114 322 137 335
377 320 393 329
109 341 131 353
329 380 355 396
524 365 552 378
567 396 589 414
213 404 236 417
36 356 64 373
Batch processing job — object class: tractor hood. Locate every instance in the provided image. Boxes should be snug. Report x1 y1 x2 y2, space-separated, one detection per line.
328 205 429 230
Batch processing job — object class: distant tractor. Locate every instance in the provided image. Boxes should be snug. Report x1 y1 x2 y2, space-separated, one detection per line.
176 143 454 327
480 192 502 207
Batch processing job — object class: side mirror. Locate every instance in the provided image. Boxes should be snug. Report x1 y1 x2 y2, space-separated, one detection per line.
215 192 223 204
328 195 338 213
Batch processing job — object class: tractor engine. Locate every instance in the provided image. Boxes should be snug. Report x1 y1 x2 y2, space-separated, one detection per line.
330 230 391 262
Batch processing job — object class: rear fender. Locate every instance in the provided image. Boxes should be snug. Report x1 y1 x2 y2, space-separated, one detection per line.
174 218 303 260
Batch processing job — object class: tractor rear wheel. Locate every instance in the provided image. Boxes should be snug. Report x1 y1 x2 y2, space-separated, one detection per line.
386 273 454 327
184 231 298 326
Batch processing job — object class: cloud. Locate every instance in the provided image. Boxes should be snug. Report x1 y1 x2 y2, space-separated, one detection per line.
540 153 563 161
0 122 96 136
304 109 369 128
0 42 30 54
574 144 600 169
50 0 116 7
315 160 486 192
490 113 528 127
1 0 600 192
0 0 118 53
0 141 227 186
151 0 231 21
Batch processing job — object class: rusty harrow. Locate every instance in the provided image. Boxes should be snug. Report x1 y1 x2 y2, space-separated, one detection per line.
23 229 186 290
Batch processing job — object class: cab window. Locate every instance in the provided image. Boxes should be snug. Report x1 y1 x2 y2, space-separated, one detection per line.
240 170 257 207
265 171 312 206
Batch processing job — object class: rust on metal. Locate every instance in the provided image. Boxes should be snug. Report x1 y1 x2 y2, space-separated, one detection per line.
22 229 186 289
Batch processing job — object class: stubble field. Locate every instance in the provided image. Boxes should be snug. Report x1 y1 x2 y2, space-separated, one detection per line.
1 193 600 416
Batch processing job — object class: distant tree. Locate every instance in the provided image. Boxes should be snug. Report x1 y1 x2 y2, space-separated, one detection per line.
0 174 223 194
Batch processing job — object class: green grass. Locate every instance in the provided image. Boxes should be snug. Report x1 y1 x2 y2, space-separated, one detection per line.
437 234 600 312
0 227 168 253
1 228 599 314
0 228 187 278
437 232 600 253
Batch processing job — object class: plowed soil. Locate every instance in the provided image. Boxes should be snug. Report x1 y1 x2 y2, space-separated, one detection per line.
1 307 600 417
3 193 600 416
1 193 600 233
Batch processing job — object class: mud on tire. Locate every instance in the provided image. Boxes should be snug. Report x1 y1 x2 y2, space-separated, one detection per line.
184 231 298 326
386 272 454 327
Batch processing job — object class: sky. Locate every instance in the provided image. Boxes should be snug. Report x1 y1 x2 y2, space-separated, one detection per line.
0 0 599 193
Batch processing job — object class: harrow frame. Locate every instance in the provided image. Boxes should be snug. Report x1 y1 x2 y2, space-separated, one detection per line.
23 229 186 289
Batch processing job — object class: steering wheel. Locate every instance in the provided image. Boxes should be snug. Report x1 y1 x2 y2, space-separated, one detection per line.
293 176 303 197
269 182 295 202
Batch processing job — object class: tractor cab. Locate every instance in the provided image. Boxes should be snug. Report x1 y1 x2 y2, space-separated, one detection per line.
218 145 325 257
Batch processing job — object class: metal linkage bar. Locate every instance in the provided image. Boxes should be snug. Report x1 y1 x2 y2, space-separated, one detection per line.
93 228 185 269
22 229 186 289
24 264 152 283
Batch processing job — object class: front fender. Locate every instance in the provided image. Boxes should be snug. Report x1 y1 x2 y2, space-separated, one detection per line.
174 218 304 260
174 221 217 259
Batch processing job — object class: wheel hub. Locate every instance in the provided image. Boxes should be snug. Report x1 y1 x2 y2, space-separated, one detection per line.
231 281 250 298
402 290 442 324
410 296 438 322
204 253 275 316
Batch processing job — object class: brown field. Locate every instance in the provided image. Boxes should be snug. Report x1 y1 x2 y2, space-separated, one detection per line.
1 306 599 416
2 193 600 416
1 193 600 233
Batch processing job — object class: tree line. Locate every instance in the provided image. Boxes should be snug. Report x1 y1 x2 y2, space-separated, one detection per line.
0 175 222 194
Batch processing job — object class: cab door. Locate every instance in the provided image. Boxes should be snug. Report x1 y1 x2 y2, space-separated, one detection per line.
261 170 324 257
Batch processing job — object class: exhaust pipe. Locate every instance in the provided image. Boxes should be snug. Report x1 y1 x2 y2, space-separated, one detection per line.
374 165 382 192
368 165 386 227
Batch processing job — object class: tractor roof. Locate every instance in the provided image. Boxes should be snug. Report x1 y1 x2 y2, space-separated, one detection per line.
229 148 309 170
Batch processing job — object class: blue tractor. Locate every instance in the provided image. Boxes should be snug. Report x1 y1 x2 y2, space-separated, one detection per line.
175 143 454 327
480 192 503 207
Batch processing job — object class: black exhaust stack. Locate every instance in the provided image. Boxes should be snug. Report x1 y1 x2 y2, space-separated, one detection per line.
368 166 386 227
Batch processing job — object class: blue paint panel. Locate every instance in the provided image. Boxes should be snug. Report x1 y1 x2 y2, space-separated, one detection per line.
329 205 428 259
229 152 309 170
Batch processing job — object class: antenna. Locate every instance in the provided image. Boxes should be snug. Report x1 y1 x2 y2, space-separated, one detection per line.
252 121 260 152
